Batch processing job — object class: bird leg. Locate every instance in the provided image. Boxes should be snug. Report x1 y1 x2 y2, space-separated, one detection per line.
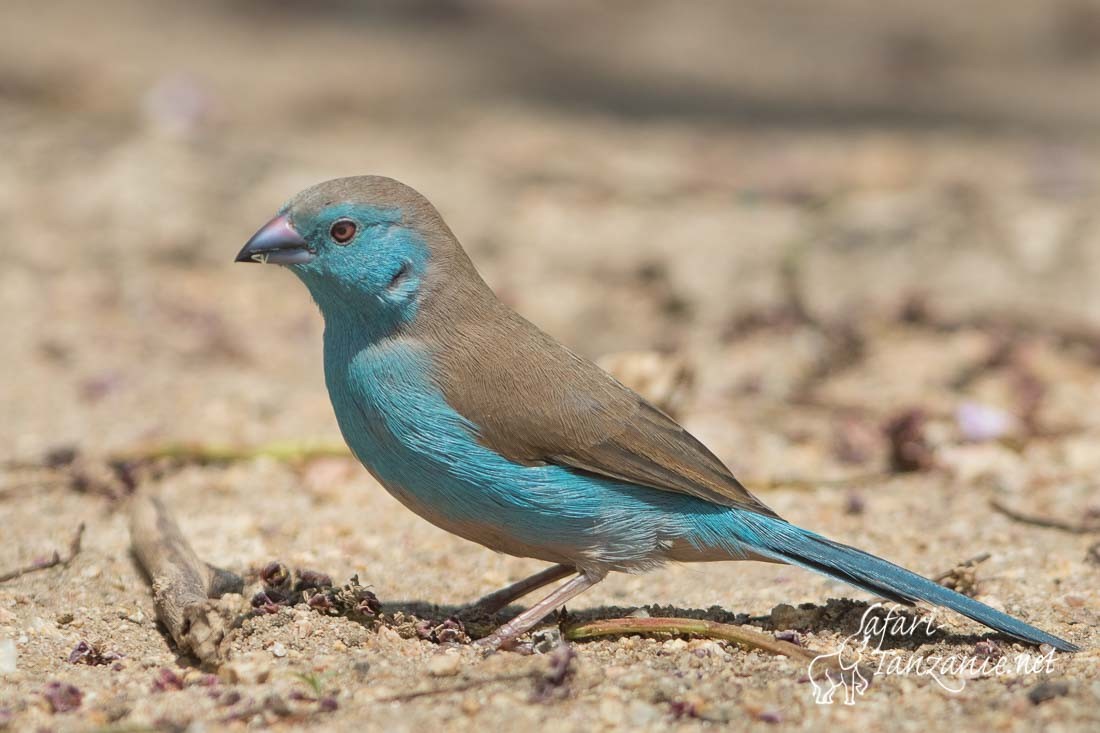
475 571 602 649
463 563 575 618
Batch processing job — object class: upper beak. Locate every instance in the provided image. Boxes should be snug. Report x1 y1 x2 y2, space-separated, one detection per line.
235 214 315 265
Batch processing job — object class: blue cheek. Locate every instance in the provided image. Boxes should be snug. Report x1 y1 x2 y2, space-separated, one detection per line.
370 227 428 306
292 219 428 340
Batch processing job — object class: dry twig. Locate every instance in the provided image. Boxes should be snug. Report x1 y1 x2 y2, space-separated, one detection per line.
378 645 575 703
129 494 243 667
932 552 991 583
931 552 991 597
377 672 535 703
0 522 85 584
112 440 349 466
990 499 1100 534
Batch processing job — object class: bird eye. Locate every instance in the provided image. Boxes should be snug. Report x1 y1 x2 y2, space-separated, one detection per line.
329 219 357 244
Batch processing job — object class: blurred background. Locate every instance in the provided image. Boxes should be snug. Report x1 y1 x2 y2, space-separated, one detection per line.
4 0 1100 457
3 4 1099 729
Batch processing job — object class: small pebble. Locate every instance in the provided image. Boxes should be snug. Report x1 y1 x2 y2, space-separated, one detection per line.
218 653 272 685
118 609 145 625
531 628 562 654
0 639 16 674
294 619 314 638
427 653 461 677
271 642 288 658
688 639 726 658
662 638 688 653
956 402 1014 442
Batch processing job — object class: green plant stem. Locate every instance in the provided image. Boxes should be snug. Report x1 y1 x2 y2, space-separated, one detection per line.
562 616 816 661
112 440 351 465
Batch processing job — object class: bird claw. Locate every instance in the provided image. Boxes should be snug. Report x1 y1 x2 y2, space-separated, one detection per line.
473 635 502 656
473 632 526 654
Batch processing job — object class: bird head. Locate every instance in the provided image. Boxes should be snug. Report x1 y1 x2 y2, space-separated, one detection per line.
236 176 472 331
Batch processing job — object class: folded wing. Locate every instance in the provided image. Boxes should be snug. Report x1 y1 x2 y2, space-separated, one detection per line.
425 311 778 518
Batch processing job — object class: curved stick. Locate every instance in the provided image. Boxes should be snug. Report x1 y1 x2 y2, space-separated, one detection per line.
129 494 243 667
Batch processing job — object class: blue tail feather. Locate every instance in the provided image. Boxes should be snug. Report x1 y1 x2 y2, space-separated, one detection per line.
741 515 1079 652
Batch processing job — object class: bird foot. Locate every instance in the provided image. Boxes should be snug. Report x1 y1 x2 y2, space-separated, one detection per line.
473 635 499 650
474 625 540 654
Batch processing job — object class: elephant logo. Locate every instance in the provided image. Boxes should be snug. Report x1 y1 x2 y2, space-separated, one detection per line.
807 628 874 705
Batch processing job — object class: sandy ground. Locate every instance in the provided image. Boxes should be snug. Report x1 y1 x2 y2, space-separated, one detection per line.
2 2 1100 731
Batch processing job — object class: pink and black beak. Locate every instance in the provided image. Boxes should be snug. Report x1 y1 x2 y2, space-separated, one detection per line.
235 214 315 265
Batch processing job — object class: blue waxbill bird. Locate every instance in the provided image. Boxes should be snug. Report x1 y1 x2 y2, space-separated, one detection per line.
236 176 1077 652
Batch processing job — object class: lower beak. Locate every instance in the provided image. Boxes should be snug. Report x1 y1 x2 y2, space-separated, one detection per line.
235 214 315 265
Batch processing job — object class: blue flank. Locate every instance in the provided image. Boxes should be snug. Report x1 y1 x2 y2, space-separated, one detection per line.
287 201 1077 653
